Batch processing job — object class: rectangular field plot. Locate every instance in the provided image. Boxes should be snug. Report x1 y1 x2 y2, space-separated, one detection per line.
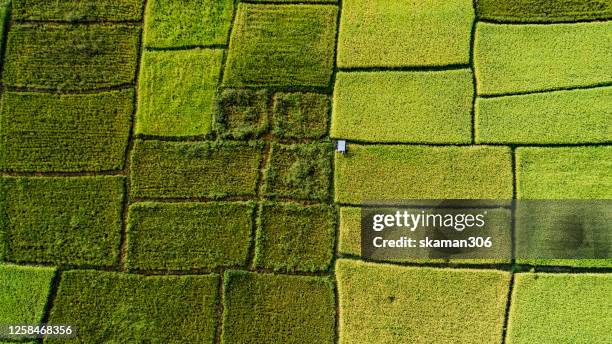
127 202 254 270
514 201 612 268
335 145 513 204
0 177 124 266
516 146 612 199
3 24 140 91
130 140 263 198
338 207 360 256
332 70 473 143
337 0 473 67
255 202 336 272
477 0 612 22
136 49 222 137
0 265 55 327
12 0 144 21
223 4 337 87
144 0 233 48
517 258 612 269
339 206 511 265
516 147 612 268
215 89 269 139
476 87 612 144
474 22 612 95
47 271 218 343
264 142 332 201
336 260 510 344
507 273 612 344
272 92 330 140
222 270 335 344
0 89 133 172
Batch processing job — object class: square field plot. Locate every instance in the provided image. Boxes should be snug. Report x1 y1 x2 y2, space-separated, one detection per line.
0 265 55 328
516 146 612 267
215 89 269 139
3 24 140 91
47 271 218 343
507 273 612 344
515 147 612 268
335 145 513 204
336 260 510 344
127 202 254 270
255 202 335 272
222 270 335 344
516 146 612 199
223 4 337 88
264 142 332 201
0 89 133 172
476 87 612 144
338 207 511 265
130 140 263 198
474 22 612 95
136 49 223 137
272 92 330 140
514 201 612 268
332 70 473 143
12 0 144 21
477 0 612 22
144 0 233 48
0 177 124 266
337 0 474 68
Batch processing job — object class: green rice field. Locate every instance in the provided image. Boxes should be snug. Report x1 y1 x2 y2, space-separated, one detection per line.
0 0 610 343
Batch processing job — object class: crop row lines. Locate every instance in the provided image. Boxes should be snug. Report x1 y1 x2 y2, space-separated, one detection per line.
215 2 252 342
241 0 338 6
144 44 227 52
469 0 479 144
337 64 470 73
478 17 612 25
13 20 142 26
116 0 148 275
5 257 612 277
331 141 612 148
477 81 612 98
2 83 135 95
503 146 518 342
331 1 344 342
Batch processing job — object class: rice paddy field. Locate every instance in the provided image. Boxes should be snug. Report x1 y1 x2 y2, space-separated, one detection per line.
0 0 610 343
